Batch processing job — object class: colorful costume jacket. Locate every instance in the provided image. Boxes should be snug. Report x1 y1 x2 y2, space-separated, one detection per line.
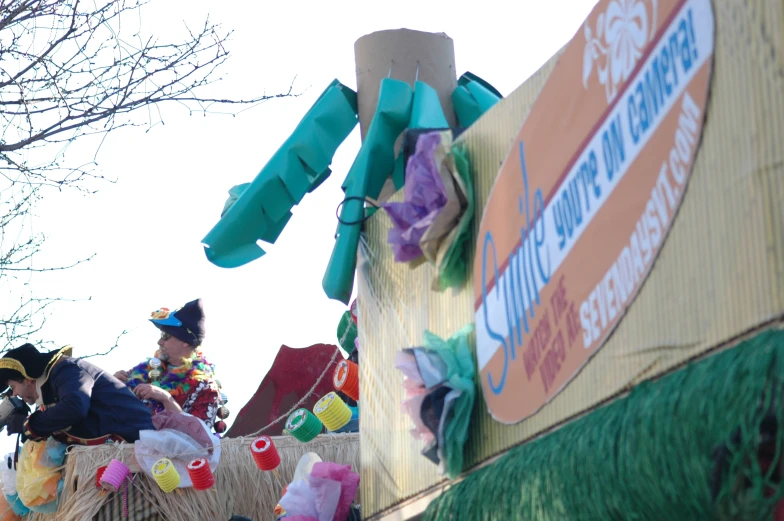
125 350 220 430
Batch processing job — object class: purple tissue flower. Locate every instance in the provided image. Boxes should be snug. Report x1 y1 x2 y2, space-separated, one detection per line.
383 132 448 262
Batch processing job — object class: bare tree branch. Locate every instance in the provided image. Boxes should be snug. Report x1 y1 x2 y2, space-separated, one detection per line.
0 254 95 272
0 0 298 352
0 295 76 352
79 329 129 359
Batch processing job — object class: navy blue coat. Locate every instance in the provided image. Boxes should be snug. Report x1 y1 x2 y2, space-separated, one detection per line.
26 356 154 444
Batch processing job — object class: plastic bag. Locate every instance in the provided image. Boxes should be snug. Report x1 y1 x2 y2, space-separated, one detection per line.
1 453 16 497
134 412 220 489
1 452 27 519
279 479 319 519
276 456 360 521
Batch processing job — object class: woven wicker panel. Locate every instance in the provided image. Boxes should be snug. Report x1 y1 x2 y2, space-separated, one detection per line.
358 0 784 516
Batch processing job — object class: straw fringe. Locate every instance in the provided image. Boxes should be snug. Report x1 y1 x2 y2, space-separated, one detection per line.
26 433 359 521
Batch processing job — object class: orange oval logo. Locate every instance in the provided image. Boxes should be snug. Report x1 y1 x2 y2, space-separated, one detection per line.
473 0 714 424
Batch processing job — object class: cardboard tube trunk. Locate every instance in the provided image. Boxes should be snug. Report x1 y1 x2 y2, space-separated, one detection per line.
354 28 458 141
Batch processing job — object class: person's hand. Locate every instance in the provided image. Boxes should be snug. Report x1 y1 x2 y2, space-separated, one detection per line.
5 409 28 436
114 370 130 383
133 383 171 403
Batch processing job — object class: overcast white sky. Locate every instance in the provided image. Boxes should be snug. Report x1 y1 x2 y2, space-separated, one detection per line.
1 0 597 454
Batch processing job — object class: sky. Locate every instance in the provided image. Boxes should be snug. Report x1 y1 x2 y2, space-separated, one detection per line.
0 0 597 455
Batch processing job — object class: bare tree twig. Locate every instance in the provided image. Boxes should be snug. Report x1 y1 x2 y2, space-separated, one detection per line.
0 0 297 352
79 329 129 359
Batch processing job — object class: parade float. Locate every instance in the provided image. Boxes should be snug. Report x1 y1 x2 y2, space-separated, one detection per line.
2 0 784 518
203 0 784 518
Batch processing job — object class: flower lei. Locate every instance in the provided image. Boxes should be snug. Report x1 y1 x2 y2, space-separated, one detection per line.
125 350 216 410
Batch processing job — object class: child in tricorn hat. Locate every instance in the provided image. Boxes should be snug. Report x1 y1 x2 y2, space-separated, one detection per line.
0 343 154 444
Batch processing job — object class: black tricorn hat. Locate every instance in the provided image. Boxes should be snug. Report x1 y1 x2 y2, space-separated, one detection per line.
0 343 73 390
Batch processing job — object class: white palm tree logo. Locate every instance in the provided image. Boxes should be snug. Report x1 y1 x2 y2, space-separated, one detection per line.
583 0 659 102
